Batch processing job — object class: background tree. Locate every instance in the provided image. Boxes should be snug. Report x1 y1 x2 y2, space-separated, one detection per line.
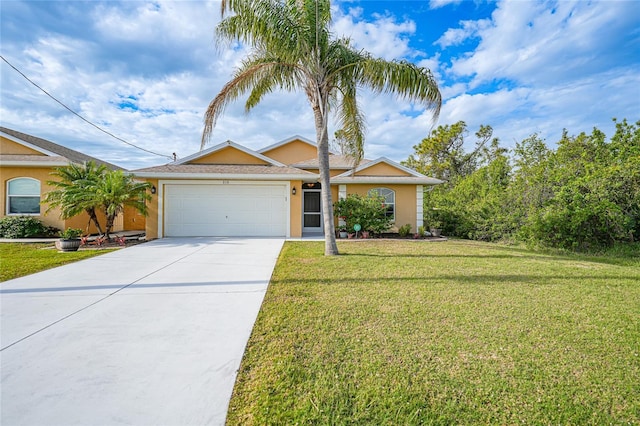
406 118 639 251
44 161 107 235
201 0 441 255
403 121 493 184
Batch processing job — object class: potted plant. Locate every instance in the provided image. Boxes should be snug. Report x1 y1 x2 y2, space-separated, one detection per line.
429 220 443 237
57 228 83 252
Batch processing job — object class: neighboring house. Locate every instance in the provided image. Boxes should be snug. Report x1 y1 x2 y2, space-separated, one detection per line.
0 127 145 233
133 135 443 239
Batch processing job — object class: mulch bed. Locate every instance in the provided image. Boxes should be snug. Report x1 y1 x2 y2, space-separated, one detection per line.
79 238 147 250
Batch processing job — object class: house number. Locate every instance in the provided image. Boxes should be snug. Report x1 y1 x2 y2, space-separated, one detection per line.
223 180 229 184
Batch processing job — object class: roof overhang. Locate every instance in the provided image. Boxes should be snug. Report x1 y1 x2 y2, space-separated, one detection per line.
0 159 70 167
132 172 318 180
331 176 444 185
176 140 287 167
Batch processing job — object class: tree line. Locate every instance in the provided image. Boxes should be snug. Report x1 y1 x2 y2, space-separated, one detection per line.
404 118 639 252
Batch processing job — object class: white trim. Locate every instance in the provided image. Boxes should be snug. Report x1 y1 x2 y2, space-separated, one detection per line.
174 140 288 167
301 188 323 233
133 172 316 180
0 160 70 167
258 135 317 154
338 184 347 200
369 187 396 222
331 176 443 185
157 179 290 238
6 177 41 216
416 185 424 230
332 157 437 180
0 130 59 156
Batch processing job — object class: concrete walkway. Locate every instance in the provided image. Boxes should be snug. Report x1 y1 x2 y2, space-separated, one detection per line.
1 237 285 426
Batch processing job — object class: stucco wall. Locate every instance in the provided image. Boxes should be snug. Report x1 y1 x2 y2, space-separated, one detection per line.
340 184 417 233
144 178 160 239
1 136 42 155
355 162 412 176
1 166 67 230
261 140 317 165
190 147 269 165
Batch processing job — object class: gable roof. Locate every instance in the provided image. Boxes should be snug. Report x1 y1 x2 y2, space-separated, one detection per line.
175 140 287 167
134 140 316 180
291 154 369 170
257 135 318 154
0 127 122 170
331 157 444 185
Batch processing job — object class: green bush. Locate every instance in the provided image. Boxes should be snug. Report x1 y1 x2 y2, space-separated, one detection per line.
0 216 59 238
398 224 412 237
334 194 393 235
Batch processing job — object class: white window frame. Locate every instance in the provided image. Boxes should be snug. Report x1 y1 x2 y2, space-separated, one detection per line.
369 187 395 222
6 177 41 215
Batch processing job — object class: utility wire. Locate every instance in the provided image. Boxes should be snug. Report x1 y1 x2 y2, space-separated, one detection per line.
1 55 174 160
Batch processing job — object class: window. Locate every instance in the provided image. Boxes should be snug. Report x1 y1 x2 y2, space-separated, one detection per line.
7 178 41 215
369 187 395 221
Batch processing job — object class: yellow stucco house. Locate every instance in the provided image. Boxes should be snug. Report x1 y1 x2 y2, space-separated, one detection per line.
133 136 443 239
0 127 144 234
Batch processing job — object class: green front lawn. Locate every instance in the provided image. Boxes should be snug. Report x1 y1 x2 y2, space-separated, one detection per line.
0 243 115 282
228 240 640 425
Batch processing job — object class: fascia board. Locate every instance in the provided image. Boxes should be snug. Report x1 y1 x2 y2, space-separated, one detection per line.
132 172 319 180
0 160 70 167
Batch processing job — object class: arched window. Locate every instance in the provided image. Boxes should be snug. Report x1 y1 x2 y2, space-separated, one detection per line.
7 178 41 215
369 187 395 221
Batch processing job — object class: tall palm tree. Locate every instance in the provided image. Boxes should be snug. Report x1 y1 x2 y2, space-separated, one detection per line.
203 0 441 255
44 161 107 235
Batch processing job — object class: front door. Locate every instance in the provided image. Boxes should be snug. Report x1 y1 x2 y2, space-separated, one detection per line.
302 189 323 234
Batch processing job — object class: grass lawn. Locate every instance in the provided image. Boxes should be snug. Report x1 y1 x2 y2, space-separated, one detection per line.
0 243 116 282
227 239 640 425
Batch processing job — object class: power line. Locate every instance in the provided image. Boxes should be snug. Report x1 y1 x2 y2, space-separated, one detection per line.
1 55 174 160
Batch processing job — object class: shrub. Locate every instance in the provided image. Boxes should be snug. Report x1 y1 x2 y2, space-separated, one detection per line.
59 228 83 239
0 216 59 238
417 225 426 237
334 194 393 235
398 224 412 237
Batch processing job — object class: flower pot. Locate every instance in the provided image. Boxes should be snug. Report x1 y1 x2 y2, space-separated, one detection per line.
58 238 81 252
339 231 348 238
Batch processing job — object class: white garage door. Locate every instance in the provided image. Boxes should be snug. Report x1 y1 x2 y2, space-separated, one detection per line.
164 183 287 237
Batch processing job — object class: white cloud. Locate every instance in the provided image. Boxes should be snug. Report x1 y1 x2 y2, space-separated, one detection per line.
449 0 639 88
1 0 637 171
435 19 490 48
332 7 419 60
429 0 463 10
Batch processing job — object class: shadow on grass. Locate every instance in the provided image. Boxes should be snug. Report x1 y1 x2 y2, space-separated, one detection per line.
274 273 640 286
337 251 639 267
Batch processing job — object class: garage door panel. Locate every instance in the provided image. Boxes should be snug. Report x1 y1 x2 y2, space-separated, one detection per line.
164 183 287 237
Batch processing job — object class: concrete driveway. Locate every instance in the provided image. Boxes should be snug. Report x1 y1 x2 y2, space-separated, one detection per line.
1 237 285 426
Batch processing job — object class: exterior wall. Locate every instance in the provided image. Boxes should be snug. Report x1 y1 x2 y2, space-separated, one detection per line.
261 140 317 165
1 136 43 155
142 178 302 239
355 162 412 177
304 168 346 178
0 166 130 234
144 178 160 239
1 166 66 230
122 205 146 231
290 180 302 237
340 184 417 233
190 147 269 165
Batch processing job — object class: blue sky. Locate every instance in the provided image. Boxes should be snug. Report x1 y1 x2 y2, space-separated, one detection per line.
1 0 638 169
